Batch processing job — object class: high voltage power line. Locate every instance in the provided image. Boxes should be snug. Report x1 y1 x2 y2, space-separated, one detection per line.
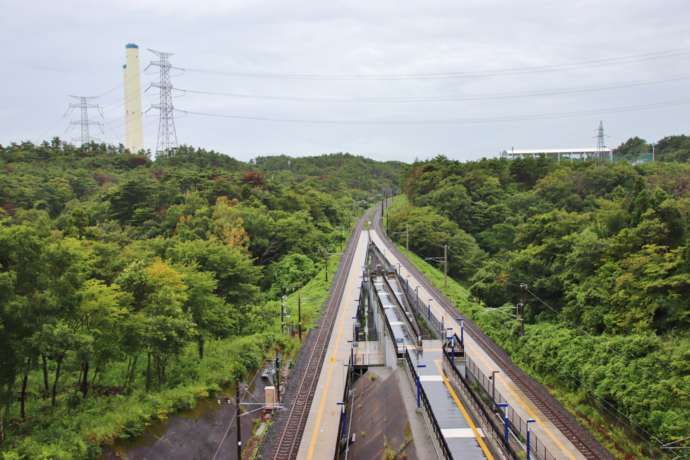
174 74 690 103
177 47 690 80
54 45 690 147
174 98 690 126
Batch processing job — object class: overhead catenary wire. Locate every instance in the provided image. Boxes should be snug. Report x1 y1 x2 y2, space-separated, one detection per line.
178 47 690 80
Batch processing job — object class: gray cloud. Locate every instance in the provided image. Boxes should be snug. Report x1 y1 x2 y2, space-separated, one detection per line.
1 0 689 161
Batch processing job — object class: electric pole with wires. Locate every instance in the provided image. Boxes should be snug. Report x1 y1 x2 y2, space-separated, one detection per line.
517 283 528 336
424 243 448 287
146 48 178 156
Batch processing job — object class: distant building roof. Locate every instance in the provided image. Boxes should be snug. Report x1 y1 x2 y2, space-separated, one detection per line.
126 43 138 49
503 148 611 155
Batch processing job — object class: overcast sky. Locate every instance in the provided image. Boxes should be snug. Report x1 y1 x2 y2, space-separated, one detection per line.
1 0 689 162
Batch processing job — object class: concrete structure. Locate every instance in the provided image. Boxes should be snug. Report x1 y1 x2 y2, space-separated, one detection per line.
500 147 612 162
123 43 144 153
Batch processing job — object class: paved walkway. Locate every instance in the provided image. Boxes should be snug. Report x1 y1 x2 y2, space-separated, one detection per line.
371 230 586 460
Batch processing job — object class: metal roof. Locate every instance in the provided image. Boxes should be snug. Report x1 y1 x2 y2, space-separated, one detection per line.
503 147 611 154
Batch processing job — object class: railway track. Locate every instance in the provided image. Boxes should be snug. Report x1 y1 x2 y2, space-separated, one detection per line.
266 212 368 460
373 208 613 460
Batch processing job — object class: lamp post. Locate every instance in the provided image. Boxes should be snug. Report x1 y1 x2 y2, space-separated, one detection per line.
526 419 536 460
275 355 281 403
280 295 287 334
496 402 510 444
236 380 242 460
415 363 427 408
449 331 455 364
490 370 500 403
336 401 346 439
297 294 302 341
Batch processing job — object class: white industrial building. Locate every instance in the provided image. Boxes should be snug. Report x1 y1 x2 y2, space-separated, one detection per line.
500 147 613 162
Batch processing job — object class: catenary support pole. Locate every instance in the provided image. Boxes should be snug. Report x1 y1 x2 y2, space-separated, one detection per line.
236 379 242 460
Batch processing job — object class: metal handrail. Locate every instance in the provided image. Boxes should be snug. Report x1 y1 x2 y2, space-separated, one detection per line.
370 271 401 357
442 344 520 459
381 274 423 340
403 349 453 460
399 274 443 337
334 353 355 460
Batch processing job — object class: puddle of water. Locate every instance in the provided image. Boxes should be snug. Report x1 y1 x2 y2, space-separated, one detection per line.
100 367 270 460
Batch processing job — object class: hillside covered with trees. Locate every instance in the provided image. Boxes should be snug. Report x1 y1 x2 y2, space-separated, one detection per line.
614 134 690 163
387 148 689 458
0 140 404 458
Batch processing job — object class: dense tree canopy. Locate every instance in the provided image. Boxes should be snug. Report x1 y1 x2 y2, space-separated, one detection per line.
392 154 690 450
0 140 403 458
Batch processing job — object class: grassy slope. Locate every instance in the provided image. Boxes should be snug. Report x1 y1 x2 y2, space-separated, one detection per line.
283 250 343 332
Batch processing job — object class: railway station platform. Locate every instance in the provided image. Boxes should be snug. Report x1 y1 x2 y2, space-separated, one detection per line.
369 261 490 459
370 229 587 460
407 343 491 459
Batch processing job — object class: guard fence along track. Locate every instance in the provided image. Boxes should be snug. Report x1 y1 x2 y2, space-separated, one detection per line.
268 212 368 460
373 208 613 460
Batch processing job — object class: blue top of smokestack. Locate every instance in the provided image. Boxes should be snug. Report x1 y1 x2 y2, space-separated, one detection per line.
126 43 138 49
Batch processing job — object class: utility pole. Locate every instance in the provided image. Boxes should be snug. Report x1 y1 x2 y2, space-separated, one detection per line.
146 49 178 157
324 251 329 282
297 294 302 341
443 244 448 288
235 379 242 460
275 355 281 403
518 283 528 336
68 96 103 146
405 223 409 251
280 295 286 334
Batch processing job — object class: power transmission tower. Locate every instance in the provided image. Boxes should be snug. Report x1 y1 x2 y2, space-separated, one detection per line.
146 49 178 156
67 96 103 146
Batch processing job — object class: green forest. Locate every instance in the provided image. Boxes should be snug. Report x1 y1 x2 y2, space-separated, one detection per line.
386 135 690 458
0 140 404 459
1 133 689 459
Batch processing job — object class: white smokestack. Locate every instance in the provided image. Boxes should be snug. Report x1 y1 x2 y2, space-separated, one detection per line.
123 43 144 153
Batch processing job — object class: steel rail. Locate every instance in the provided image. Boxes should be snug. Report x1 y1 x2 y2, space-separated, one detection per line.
267 211 369 460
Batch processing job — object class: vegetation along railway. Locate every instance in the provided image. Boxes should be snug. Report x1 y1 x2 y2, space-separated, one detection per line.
260 202 614 460
262 211 370 460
